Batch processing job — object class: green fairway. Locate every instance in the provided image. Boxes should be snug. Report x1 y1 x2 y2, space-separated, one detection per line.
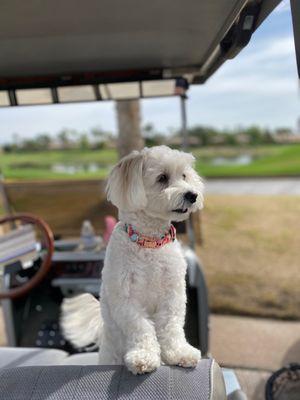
1 144 300 180
196 144 300 177
0 149 117 180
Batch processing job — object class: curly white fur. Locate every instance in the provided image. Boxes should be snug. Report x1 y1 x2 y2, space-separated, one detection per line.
61 146 204 374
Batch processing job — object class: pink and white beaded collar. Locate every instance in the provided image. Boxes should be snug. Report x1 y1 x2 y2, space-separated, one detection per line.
124 223 176 249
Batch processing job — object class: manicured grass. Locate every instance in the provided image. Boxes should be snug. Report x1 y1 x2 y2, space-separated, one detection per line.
1 166 108 180
0 148 117 166
1 144 300 180
1 179 299 320
0 149 117 180
196 144 300 177
199 195 300 320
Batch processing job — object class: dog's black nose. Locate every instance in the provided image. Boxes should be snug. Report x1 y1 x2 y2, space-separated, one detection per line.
184 191 197 204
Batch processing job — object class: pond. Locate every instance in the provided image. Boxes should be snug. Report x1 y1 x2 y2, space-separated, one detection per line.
211 154 253 166
51 163 105 174
6 162 109 175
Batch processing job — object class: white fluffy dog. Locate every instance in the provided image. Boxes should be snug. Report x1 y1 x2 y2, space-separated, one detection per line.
61 145 204 375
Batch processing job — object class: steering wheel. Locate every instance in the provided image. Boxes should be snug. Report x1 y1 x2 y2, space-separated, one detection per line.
0 214 54 300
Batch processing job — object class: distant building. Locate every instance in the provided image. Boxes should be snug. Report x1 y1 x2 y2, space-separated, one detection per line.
166 136 201 147
105 138 118 149
235 133 250 145
272 130 300 144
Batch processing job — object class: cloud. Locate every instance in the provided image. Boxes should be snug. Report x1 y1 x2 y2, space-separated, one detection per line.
0 102 117 143
183 20 299 130
244 36 295 62
274 0 291 14
195 35 298 96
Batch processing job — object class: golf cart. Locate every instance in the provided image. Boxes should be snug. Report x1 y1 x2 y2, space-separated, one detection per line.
0 0 299 399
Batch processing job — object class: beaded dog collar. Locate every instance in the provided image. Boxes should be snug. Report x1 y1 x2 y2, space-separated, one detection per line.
124 223 176 249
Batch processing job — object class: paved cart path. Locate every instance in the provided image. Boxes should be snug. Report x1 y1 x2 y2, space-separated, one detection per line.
211 314 300 400
211 314 300 370
205 178 300 194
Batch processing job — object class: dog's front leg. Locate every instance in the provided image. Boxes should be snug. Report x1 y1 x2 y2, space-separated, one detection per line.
117 303 161 374
155 292 201 368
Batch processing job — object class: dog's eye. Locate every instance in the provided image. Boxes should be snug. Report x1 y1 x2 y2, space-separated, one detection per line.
157 174 169 184
182 174 186 180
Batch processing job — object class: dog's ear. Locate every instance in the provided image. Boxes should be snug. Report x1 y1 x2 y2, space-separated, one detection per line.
106 150 147 211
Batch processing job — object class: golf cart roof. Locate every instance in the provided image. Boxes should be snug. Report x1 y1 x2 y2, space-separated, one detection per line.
0 0 283 105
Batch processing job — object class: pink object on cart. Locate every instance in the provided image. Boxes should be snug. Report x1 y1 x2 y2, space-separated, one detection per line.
103 216 117 244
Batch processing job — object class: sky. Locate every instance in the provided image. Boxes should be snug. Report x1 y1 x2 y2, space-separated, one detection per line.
0 0 299 144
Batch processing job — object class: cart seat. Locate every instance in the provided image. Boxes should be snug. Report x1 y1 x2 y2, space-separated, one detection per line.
0 347 69 369
0 359 228 400
0 348 248 399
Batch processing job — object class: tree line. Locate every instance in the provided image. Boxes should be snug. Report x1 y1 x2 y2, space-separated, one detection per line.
1 124 295 153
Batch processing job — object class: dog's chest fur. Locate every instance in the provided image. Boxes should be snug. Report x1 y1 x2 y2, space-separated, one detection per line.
101 222 187 314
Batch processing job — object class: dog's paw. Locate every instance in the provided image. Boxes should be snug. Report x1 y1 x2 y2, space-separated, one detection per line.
162 344 201 368
124 349 161 375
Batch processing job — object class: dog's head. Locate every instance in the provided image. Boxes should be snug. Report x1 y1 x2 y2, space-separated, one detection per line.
106 146 204 221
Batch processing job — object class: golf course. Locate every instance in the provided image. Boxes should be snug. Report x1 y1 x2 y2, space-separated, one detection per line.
1 144 300 181
1 143 300 320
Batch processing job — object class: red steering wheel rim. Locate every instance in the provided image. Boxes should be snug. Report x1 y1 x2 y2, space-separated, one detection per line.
0 214 54 300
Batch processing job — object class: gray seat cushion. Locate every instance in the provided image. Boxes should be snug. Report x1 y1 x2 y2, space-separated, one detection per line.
0 360 227 399
60 352 99 365
0 347 69 369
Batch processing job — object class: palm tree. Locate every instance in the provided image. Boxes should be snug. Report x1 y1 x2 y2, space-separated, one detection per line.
115 100 144 159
